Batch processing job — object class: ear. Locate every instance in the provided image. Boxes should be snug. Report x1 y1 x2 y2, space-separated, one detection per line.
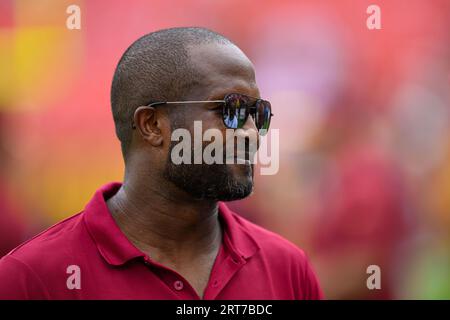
133 106 164 147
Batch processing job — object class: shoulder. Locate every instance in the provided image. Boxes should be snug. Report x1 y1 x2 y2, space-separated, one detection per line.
0 212 86 299
4 212 85 264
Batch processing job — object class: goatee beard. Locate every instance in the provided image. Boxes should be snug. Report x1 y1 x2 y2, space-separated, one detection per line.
163 147 254 201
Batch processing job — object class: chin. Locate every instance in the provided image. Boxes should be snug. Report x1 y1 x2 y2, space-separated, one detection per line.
215 184 254 201
228 162 253 178
215 165 254 201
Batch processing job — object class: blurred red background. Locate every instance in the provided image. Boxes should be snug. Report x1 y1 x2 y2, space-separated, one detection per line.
1 0 449 299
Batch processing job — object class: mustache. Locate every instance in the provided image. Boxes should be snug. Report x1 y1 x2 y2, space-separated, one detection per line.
203 136 258 163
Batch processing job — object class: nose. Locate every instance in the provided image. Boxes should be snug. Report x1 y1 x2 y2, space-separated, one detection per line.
243 113 258 132
234 115 260 151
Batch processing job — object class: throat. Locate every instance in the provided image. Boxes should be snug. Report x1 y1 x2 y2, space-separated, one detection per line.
107 186 221 249
135 221 223 299
106 185 224 298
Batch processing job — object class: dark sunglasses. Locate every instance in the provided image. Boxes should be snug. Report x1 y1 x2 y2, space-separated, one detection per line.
134 93 273 135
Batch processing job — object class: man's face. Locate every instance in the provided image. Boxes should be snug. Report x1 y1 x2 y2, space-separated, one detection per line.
163 43 261 201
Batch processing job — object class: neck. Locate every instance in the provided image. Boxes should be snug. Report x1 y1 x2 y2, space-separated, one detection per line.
106 167 222 261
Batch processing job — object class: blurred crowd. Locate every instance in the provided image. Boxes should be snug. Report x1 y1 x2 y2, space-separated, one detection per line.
1 0 449 299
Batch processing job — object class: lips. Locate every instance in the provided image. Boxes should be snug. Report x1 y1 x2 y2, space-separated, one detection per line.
225 152 253 165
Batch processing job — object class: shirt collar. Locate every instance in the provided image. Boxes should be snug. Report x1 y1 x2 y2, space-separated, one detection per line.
217 202 260 262
83 182 145 266
83 182 259 266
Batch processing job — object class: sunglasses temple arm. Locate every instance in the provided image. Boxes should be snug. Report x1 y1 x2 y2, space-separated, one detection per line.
164 100 225 105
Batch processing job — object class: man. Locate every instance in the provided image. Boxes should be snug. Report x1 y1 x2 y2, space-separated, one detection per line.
0 27 323 299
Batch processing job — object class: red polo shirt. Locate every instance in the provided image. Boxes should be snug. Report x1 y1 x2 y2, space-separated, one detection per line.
0 182 323 300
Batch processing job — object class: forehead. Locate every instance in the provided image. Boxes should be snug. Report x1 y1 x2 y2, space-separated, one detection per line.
187 43 259 98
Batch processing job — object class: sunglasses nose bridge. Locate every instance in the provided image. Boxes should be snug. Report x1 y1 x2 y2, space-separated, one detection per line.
233 118 260 152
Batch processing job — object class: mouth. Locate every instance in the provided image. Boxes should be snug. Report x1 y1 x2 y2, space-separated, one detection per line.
234 159 251 165
224 151 253 164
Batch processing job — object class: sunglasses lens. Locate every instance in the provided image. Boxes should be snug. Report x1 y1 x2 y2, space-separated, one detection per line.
223 94 249 129
255 100 272 135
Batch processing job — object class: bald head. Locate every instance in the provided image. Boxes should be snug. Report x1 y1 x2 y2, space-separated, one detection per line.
111 27 236 157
